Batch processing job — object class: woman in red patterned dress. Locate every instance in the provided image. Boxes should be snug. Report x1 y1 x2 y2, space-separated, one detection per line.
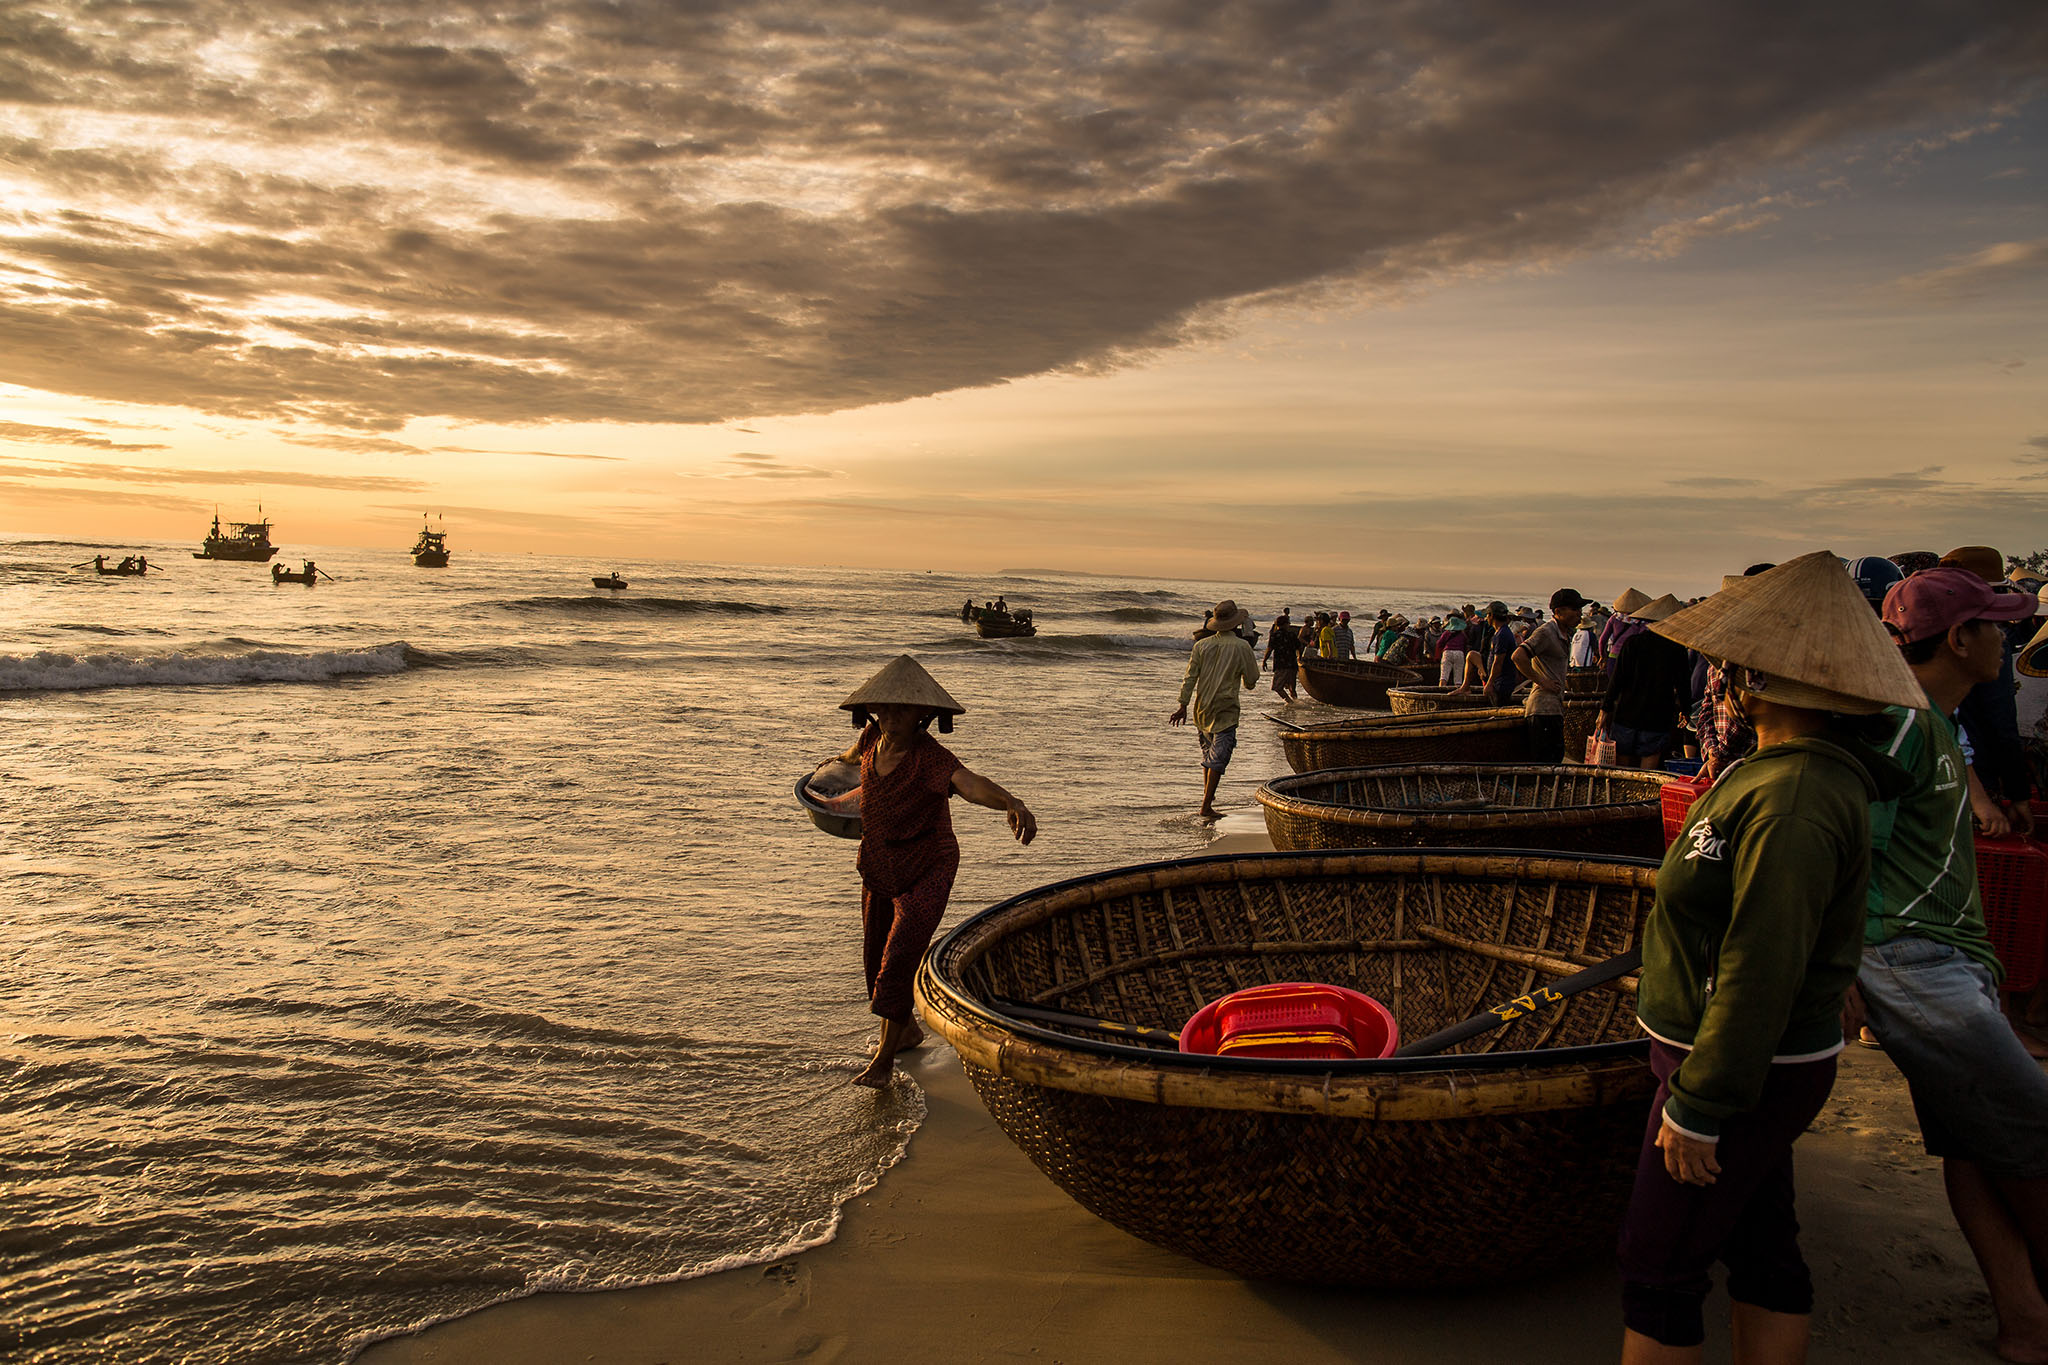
828 656 1037 1088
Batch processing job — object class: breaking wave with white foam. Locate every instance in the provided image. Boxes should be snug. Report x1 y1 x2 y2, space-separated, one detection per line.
0 641 414 692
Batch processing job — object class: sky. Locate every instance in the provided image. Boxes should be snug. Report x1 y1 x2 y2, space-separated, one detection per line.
1 0 2045 596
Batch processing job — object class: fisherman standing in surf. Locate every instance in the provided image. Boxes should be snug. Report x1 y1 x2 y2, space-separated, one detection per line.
825 655 1037 1088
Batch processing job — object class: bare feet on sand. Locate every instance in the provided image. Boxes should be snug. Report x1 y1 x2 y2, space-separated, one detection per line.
1198 807 1219 821
852 1019 924 1088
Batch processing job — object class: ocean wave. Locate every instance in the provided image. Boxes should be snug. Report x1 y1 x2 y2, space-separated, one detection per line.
0 641 413 692
989 632 1192 655
496 595 788 617
1103 606 1183 623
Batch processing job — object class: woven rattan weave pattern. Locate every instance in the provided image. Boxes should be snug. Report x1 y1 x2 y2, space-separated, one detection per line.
1256 763 1673 857
1279 708 1534 773
1386 684 1515 715
916 849 1657 1286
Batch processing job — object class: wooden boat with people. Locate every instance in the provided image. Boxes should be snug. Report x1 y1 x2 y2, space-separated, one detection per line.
592 574 628 590
1298 657 1427 709
83 555 155 576
1257 763 1675 858
915 848 1657 1287
971 607 1035 638
271 563 318 585
1278 707 1533 773
411 518 449 567
192 509 277 561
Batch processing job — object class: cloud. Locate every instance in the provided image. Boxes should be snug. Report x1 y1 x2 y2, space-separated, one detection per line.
1668 475 1761 488
0 3 2044 431
1896 238 2048 294
0 419 168 452
0 455 427 492
713 452 842 480
2024 434 2048 460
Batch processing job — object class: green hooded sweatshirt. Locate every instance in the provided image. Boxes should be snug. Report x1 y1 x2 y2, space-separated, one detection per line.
1636 732 1912 1140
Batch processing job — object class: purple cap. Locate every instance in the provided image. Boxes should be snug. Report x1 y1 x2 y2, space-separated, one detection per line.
1882 567 2037 645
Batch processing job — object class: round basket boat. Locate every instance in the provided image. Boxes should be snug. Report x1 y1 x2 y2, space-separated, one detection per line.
1297 657 1427 710
1386 684 1525 715
1561 667 1608 764
1280 707 1533 773
916 849 1655 1288
1256 763 1676 858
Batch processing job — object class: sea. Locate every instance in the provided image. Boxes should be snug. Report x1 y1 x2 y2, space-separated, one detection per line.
0 537 1491 1364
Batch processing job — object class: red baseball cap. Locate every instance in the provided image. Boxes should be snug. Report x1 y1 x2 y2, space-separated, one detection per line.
1882 567 2037 645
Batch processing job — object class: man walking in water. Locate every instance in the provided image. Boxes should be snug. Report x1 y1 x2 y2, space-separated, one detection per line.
1170 598 1260 820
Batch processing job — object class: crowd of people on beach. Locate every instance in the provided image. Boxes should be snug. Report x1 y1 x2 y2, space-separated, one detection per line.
1163 547 2048 1364
817 545 2046 1365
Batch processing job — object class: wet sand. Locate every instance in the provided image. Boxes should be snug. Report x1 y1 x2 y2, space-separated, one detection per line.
360 828 2002 1365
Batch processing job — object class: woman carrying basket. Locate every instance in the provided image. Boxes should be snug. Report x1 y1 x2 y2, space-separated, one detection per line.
1619 552 1921 1365
824 655 1037 1088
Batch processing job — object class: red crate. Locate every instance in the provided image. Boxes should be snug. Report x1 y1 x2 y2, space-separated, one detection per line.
1660 775 1712 848
1179 982 1399 1060
1976 835 2048 992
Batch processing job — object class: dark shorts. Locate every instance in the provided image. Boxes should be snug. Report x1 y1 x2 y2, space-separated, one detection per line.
1271 664 1297 693
1618 1041 1838 1346
1527 713 1564 764
1197 726 1238 772
1611 722 1673 760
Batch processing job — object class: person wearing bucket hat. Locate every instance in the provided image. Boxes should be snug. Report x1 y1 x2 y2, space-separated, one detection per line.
1618 552 1921 1364
825 655 1038 1088
1840 566 2048 1359
1170 599 1259 820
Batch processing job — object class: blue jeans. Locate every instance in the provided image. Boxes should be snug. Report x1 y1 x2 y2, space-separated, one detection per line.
1859 936 2048 1179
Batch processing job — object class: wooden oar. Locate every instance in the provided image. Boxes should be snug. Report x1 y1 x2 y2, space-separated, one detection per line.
1394 946 1642 1058
69 559 96 568
994 1000 1180 1046
1264 714 1306 731
316 568 337 582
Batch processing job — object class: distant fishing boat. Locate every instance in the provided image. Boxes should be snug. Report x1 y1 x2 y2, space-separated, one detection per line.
271 562 319 585
411 517 449 568
193 508 277 561
592 573 628 590
965 605 1035 638
82 555 155 576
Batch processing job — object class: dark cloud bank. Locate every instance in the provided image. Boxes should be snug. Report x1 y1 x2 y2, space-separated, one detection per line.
1 1 2043 430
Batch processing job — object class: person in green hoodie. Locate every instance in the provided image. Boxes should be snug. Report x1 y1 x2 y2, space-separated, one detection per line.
1618 551 1926 1365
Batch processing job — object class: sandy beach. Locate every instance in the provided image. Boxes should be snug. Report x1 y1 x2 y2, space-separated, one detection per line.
360 827 2007 1365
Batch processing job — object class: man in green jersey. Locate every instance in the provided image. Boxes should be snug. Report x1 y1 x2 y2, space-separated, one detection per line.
1855 566 2048 1363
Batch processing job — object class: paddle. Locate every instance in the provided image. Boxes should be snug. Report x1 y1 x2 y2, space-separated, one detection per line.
316 569 336 582
70 560 95 569
1264 714 1306 730
1393 946 1642 1058
994 1000 1181 1046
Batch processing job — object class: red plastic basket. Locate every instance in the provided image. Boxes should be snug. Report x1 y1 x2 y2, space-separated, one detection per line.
1976 835 2048 992
1179 982 1399 1061
1660 775 1712 848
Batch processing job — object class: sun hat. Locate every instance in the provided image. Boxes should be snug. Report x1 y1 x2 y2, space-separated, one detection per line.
1882 567 2038 645
1633 593 1683 623
841 654 966 717
1610 588 1652 616
1204 598 1251 635
2008 569 2046 596
2019 597 2048 676
1653 550 1926 714
1938 545 2004 583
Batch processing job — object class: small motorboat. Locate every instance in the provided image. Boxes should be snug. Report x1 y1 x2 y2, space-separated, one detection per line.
592 574 628 590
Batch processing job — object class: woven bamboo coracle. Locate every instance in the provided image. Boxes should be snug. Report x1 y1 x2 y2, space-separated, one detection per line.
1280 708 1533 773
1257 764 1675 858
1297 657 1428 710
1387 684 1521 715
1559 667 1608 763
915 849 1656 1287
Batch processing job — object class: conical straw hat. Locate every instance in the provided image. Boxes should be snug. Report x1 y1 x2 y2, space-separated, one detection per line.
1653 550 1926 713
840 654 966 715
1633 593 1683 623
1610 587 1652 616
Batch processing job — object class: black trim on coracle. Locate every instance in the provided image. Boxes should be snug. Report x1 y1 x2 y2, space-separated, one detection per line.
921 846 1659 1076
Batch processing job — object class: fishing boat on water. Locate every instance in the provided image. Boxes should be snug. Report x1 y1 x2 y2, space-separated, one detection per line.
411 518 449 567
193 509 277 561
271 561 320 585
592 573 628 590
964 605 1035 638
84 555 155 576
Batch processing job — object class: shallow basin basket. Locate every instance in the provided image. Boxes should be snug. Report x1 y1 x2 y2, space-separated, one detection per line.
1280 708 1534 773
1257 763 1675 858
916 849 1657 1288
